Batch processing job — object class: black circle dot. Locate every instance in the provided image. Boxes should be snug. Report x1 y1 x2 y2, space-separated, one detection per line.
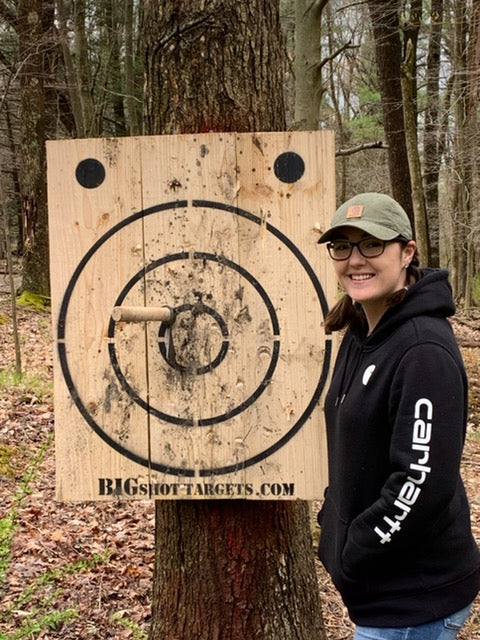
157 303 229 375
75 158 106 189
273 152 305 183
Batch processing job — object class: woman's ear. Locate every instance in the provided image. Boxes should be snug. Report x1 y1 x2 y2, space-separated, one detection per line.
403 240 416 266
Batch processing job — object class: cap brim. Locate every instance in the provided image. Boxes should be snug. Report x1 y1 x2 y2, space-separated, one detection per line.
317 220 401 243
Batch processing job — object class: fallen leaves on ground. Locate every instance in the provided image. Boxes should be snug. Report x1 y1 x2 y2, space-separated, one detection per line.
0 298 479 640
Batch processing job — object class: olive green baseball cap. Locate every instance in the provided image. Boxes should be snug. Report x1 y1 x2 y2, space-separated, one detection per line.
317 192 413 243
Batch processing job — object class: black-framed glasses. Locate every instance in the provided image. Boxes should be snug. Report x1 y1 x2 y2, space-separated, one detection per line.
326 238 390 261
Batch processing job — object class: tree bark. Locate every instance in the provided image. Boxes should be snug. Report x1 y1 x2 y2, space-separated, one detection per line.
143 1 285 135
423 0 443 267
18 0 51 296
449 0 480 303
149 501 324 640
293 0 328 130
142 2 326 639
74 0 97 136
401 1 430 265
124 0 141 135
463 0 480 309
367 0 413 223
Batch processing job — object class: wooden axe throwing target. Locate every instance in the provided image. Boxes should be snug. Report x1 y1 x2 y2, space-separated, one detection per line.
47 131 337 501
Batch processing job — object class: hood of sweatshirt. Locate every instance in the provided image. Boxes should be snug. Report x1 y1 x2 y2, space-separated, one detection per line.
333 268 456 406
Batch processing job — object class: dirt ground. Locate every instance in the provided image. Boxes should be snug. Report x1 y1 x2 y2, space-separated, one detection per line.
0 283 479 639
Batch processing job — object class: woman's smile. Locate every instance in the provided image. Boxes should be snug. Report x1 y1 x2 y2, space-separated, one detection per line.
349 273 375 281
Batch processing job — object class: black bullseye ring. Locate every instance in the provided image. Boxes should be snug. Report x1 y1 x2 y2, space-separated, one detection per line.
57 199 331 476
158 303 229 374
107 251 280 428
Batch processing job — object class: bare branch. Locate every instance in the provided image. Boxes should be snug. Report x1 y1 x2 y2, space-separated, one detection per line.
335 141 388 156
318 40 359 73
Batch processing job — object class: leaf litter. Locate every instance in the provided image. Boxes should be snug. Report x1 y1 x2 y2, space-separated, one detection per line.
0 297 479 639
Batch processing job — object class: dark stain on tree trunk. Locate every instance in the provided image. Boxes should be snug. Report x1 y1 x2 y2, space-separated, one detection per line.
150 501 324 640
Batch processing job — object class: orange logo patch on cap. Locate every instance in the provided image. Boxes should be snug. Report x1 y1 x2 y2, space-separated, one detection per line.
346 204 364 218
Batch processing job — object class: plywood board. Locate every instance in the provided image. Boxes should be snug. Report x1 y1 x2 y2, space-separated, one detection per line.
47 131 337 501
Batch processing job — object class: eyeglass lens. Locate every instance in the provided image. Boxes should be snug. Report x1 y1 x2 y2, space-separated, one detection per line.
327 238 386 260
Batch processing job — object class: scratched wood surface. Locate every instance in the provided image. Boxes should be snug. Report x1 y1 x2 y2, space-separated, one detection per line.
47 131 337 501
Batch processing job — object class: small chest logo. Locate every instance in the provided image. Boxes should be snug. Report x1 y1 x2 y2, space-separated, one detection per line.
362 364 376 386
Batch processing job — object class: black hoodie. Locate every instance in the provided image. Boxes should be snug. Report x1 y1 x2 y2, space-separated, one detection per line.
317 269 480 626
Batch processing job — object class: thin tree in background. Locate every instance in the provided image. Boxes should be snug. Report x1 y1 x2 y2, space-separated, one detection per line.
367 0 414 223
423 0 444 267
401 0 431 264
18 0 52 296
124 0 141 135
449 0 480 306
294 0 328 130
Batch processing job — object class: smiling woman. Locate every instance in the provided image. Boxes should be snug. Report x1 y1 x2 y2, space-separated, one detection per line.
319 193 420 334
316 192 480 640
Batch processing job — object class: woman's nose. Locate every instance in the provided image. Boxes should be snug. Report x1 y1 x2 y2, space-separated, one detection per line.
348 245 367 264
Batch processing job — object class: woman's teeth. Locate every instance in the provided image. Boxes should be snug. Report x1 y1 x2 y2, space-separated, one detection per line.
350 274 373 281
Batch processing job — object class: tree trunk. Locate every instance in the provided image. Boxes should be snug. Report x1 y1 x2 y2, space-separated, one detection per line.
143 1 285 135
463 0 480 309
401 1 430 265
4 101 23 254
142 2 326 639
450 0 467 299
325 2 347 202
98 0 126 136
124 0 141 135
293 0 328 130
450 0 480 302
74 0 97 136
367 0 413 222
57 0 85 137
423 0 443 267
18 0 50 296
402 44 429 265
150 501 324 640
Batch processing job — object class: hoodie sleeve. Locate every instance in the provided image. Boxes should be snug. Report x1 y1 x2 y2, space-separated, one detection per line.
341 341 467 577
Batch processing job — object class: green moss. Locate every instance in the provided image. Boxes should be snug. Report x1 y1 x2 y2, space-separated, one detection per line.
0 444 22 479
112 611 148 639
0 369 52 401
16 291 50 310
473 275 480 306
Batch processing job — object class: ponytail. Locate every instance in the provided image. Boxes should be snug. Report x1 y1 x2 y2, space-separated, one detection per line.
324 294 366 333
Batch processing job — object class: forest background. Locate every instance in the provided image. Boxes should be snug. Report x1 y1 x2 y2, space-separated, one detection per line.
1 1 480 640
1 0 480 307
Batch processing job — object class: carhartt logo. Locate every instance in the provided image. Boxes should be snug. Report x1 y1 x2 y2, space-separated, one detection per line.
362 364 376 385
347 204 364 218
